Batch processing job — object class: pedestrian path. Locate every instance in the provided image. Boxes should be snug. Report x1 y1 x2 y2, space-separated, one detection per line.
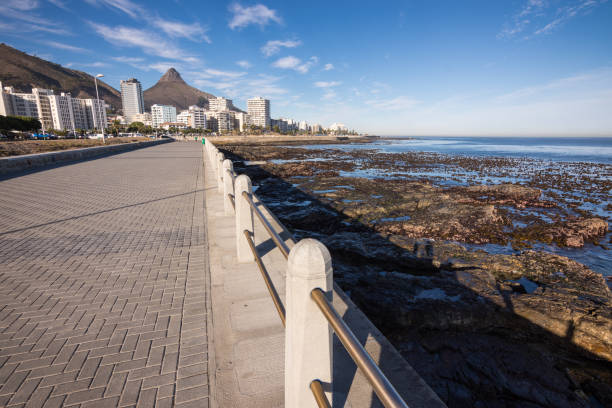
0 142 209 407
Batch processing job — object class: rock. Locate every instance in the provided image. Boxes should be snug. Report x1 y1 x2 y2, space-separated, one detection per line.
466 183 542 202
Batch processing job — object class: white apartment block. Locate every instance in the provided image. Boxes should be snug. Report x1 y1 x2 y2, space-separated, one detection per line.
209 97 233 112
247 97 270 129
151 104 177 128
234 112 250 132
0 82 107 131
298 121 309 131
131 112 152 127
216 111 233 132
177 106 206 129
120 78 144 123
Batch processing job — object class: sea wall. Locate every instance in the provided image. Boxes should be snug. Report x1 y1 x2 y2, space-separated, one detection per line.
0 138 173 176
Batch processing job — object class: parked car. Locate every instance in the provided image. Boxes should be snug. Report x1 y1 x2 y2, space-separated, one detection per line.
30 133 49 140
87 134 105 139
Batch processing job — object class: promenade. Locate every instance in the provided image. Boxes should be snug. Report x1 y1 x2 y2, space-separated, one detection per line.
0 143 209 407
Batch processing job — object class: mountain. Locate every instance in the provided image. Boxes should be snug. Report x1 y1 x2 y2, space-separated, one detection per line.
0 43 121 111
143 68 215 111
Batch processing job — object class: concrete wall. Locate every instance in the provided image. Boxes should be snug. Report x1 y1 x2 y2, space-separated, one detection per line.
0 139 173 175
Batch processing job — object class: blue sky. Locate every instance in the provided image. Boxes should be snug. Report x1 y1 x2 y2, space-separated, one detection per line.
1 0 611 135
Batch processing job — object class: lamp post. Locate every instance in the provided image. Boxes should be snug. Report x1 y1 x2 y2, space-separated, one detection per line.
94 74 105 143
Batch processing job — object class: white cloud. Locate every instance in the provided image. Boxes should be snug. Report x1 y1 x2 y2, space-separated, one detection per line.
204 69 246 78
86 1 211 43
324 63 334 71
89 22 198 62
112 56 144 63
366 96 420 111
43 41 88 53
152 19 211 43
272 56 317 74
499 0 606 39
228 3 281 30
84 0 142 19
0 3 69 34
149 62 180 73
322 90 337 100
6 0 38 10
314 81 341 88
236 60 252 69
48 0 69 10
261 39 301 57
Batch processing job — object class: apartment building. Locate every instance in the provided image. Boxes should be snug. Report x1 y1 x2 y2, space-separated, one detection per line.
177 106 206 129
151 104 177 128
247 97 270 129
209 97 233 112
0 82 107 131
130 112 152 127
120 78 145 123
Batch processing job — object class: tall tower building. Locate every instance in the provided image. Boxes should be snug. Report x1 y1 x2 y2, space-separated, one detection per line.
247 97 270 129
120 78 144 123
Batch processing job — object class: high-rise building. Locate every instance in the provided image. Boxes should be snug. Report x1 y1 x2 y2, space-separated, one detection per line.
209 97 233 112
120 78 144 123
151 104 177 128
247 97 270 129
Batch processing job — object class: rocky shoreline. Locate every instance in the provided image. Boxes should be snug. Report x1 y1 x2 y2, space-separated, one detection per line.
218 140 611 407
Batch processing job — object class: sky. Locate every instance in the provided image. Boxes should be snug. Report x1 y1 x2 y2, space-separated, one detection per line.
1 0 611 136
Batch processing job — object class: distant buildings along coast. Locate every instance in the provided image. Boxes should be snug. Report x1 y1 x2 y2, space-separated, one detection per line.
0 69 355 135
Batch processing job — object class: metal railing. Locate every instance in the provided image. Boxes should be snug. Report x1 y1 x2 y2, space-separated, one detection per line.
204 138 411 408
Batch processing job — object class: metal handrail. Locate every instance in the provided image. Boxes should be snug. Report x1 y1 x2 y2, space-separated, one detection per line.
241 190 290 259
310 380 332 408
311 288 410 408
243 229 286 326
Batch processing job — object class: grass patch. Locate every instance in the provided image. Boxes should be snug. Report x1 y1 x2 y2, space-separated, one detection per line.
0 137 152 157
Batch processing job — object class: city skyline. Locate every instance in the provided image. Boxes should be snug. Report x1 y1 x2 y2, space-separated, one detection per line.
1 0 611 136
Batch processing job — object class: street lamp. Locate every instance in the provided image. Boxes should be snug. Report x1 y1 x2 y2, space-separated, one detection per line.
94 74 105 143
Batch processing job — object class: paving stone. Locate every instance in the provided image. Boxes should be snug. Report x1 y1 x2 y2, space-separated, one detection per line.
0 143 209 407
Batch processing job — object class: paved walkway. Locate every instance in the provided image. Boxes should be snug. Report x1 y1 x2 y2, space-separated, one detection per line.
0 142 209 407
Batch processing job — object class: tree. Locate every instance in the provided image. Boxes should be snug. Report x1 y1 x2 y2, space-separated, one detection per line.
0 115 42 136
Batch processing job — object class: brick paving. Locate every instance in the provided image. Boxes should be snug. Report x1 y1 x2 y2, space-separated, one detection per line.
0 142 209 407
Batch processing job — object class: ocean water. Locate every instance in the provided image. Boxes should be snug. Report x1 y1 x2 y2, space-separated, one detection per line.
308 136 612 164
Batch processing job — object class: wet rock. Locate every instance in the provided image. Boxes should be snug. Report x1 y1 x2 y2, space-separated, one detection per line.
466 183 542 202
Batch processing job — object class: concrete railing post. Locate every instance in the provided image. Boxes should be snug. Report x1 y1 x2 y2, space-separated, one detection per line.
223 159 235 215
235 175 254 263
285 239 333 408
216 152 224 192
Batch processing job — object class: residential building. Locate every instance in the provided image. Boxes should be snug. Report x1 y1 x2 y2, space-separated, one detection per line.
131 112 152 127
311 123 323 134
177 106 206 129
120 78 144 123
298 121 309 132
161 122 187 130
216 111 234 132
0 82 106 131
328 122 348 133
151 104 177 128
209 97 233 112
234 112 250 132
247 97 270 129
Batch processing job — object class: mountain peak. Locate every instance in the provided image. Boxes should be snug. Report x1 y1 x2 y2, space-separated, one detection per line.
159 68 184 83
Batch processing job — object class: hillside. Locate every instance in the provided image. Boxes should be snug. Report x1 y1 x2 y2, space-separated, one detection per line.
0 43 121 111
143 68 215 111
